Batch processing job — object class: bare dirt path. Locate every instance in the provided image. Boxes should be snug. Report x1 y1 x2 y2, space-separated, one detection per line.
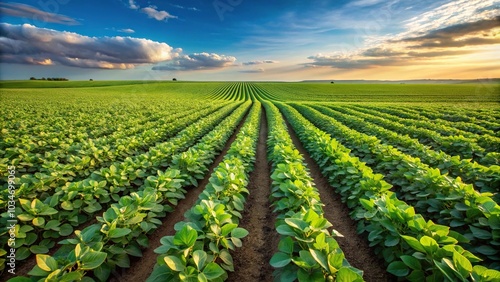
283 119 391 282
227 107 278 282
112 110 250 282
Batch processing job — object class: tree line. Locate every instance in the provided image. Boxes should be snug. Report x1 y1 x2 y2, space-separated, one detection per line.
30 77 69 81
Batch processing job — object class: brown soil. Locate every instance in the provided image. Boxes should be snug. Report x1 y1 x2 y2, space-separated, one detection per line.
227 107 278 282
283 119 392 282
113 110 250 282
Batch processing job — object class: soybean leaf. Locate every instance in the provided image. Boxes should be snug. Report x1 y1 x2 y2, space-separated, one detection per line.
221 223 238 237
453 251 472 278
30 245 49 254
270 252 291 268
173 225 197 247
402 235 425 253
310 249 328 271
400 255 421 271
59 271 84 282
203 262 225 280
337 267 364 282
231 227 249 239
278 237 294 254
36 254 58 272
80 251 107 270
164 256 185 272
193 250 207 271
108 228 132 239
387 261 409 277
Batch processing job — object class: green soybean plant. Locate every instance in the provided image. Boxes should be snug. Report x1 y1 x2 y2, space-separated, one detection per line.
271 208 363 281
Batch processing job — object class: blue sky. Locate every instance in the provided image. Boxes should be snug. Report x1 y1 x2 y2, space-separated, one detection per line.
1 0 499 80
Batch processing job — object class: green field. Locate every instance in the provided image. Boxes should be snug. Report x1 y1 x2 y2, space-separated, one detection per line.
1 81 500 282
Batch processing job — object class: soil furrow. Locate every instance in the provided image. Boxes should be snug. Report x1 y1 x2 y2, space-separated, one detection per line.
228 106 278 282
283 118 391 282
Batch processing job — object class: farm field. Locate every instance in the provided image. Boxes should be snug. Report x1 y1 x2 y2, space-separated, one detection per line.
1 81 500 282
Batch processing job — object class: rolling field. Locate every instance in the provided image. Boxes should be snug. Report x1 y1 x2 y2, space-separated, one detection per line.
1 81 500 282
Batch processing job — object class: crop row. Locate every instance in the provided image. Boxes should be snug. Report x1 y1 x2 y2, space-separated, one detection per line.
0 103 226 192
147 101 261 281
278 102 500 281
333 105 499 165
208 83 251 101
361 105 499 137
263 101 364 281
292 104 500 267
352 105 498 141
401 105 500 127
0 102 248 269
0 102 232 205
350 105 500 154
308 105 500 198
395 105 500 136
254 83 500 103
1 103 208 173
0 99 201 156
209 83 280 102
7 101 253 281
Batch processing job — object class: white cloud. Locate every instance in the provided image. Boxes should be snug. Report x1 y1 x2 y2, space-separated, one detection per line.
152 53 236 71
172 4 201 11
307 0 500 69
0 23 179 69
118 28 135 33
401 0 499 38
141 6 177 21
0 2 80 25
345 0 386 8
127 1 177 21
129 0 139 10
239 68 265 73
242 60 279 65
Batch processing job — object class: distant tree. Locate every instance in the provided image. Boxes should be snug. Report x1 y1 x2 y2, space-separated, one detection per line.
89 79 93 81
172 78 177 81
41 77 46 80
331 81 334 84
30 77 36 80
